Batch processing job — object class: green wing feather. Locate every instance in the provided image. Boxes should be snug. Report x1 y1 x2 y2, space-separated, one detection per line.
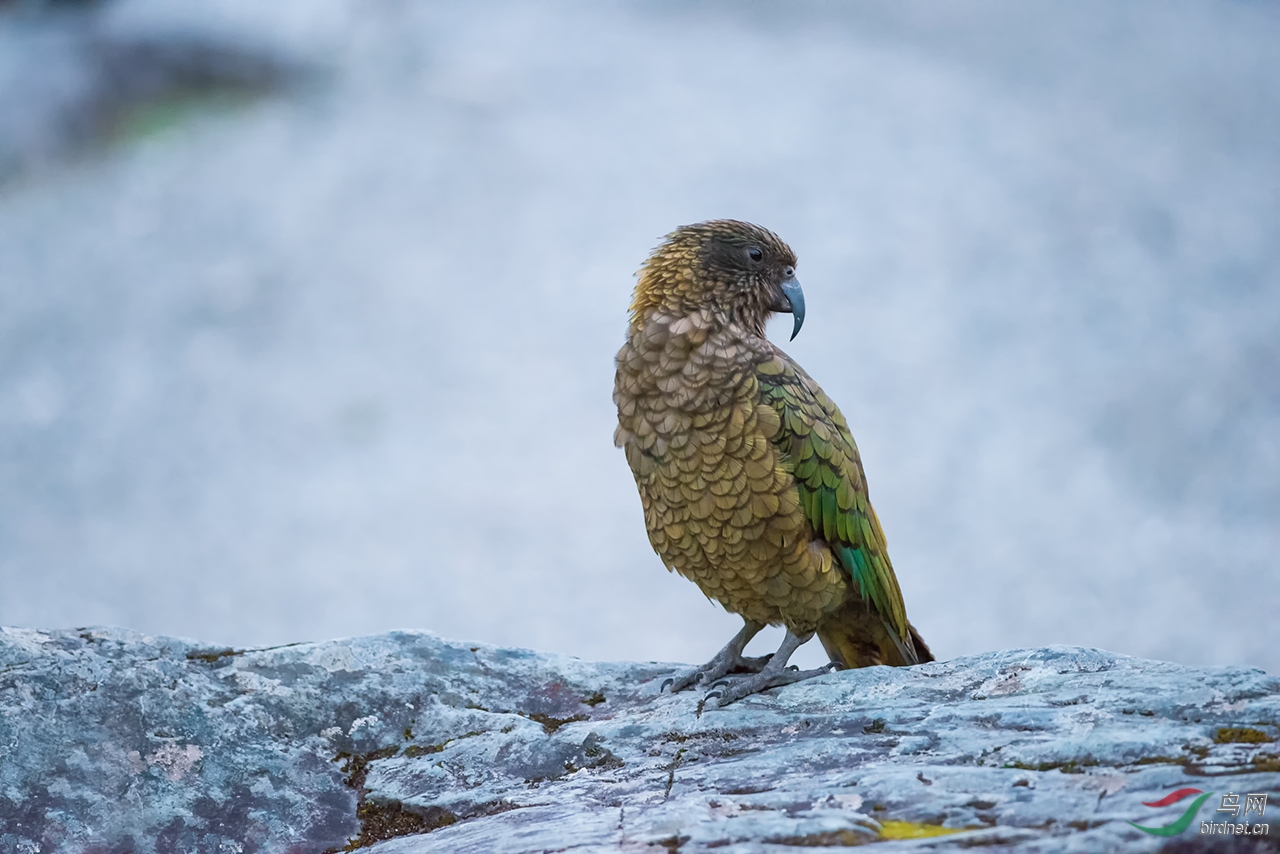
757 354 910 642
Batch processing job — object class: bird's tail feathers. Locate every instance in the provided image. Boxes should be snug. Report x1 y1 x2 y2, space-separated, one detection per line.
816 601 934 669
908 623 934 664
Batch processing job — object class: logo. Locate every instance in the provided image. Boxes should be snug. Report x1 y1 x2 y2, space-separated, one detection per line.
1129 788 1214 837
1129 789 1270 838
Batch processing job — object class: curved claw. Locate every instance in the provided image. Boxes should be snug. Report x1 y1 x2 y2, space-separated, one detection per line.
660 677 675 693
667 671 705 693
703 690 723 705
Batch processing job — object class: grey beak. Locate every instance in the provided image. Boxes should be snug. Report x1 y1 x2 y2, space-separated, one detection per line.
780 277 805 340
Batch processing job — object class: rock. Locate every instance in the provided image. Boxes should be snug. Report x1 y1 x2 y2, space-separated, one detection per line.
0 627 1276 853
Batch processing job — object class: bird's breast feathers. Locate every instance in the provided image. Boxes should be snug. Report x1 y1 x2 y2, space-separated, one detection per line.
613 310 846 622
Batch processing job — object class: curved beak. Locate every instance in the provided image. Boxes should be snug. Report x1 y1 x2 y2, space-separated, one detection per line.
779 277 805 340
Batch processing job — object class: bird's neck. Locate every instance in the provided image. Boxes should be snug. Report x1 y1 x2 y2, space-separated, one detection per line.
627 308 769 372
630 307 717 348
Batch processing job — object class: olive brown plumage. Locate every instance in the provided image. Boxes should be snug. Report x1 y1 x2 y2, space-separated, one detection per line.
613 220 932 705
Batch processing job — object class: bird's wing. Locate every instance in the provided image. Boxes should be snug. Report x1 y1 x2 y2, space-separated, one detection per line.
756 353 910 642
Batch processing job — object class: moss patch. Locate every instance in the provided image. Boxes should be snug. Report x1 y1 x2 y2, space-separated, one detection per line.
1004 757 1099 774
334 746 399 792
662 730 740 745
1133 755 1184 767
566 734 624 774
879 820 969 840
326 744 509 851
524 711 588 734
185 648 243 664
403 730 484 758
767 829 873 846
1215 727 1274 744
340 802 455 851
402 743 445 758
1253 754 1280 772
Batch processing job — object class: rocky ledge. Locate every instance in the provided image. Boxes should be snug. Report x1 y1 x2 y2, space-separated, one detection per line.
0 627 1276 853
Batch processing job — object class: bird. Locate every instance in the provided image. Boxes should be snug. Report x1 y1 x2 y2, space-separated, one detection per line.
613 219 932 706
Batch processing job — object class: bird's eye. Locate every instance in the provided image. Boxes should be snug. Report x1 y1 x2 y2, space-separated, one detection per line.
747 247 763 263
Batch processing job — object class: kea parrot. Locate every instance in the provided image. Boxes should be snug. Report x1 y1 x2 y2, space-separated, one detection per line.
613 220 933 706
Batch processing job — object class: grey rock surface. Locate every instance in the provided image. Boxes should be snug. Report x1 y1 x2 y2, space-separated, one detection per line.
2 627 1277 853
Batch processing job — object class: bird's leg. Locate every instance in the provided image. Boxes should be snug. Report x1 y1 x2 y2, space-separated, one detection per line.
708 629 837 707
663 620 769 693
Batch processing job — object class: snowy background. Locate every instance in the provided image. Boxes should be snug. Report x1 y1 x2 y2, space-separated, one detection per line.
1 0 1277 673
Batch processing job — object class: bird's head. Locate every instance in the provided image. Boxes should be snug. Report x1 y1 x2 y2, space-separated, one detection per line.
630 220 805 340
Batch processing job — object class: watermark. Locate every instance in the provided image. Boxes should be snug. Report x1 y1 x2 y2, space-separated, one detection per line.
1129 788 1270 838
1202 791 1271 837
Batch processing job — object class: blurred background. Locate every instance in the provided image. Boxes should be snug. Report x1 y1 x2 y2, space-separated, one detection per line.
1 0 1276 674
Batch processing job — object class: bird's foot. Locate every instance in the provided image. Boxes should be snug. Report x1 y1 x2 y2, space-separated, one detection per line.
699 628 836 706
661 620 768 694
708 661 840 707
664 652 772 694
